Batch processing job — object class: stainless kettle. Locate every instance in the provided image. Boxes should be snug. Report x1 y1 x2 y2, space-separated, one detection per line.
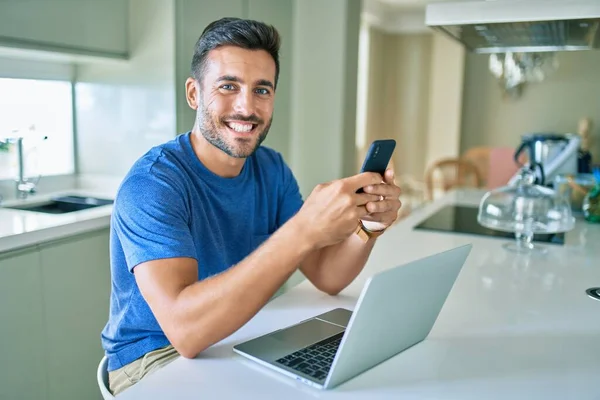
514 133 579 185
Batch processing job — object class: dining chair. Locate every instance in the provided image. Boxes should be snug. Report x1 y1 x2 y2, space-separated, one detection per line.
462 146 491 185
97 356 115 400
424 157 483 200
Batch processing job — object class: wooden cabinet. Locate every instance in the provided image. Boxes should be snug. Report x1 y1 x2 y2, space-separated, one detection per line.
0 0 128 59
0 248 47 400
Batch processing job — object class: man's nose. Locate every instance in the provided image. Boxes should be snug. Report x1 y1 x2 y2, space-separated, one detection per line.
233 89 255 115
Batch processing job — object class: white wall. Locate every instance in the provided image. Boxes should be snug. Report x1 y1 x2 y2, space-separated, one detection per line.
425 32 465 169
461 50 600 163
75 0 176 176
362 31 432 179
290 0 361 196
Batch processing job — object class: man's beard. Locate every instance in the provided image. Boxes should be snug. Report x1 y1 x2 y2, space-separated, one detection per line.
197 101 272 159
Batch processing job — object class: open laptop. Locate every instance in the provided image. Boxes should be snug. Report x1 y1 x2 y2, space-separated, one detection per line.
233 244 472 389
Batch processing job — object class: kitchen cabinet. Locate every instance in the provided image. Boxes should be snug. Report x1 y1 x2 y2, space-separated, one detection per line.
39 228 110 400
0 248 47 400
0 0 128 59
0 228 110 400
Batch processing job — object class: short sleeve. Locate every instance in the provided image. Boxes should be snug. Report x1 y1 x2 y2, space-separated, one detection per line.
113 172 197 272
276 161 304 228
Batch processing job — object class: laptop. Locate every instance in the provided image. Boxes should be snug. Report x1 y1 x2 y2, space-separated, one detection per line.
233 244 472 389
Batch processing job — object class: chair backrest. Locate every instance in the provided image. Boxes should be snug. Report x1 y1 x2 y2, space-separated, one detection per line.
425 157 483 200
97 356 115 400
487 147 522 189
462 146 524 189
462 146 491 185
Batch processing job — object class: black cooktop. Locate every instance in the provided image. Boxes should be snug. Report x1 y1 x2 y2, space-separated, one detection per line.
414 205 565 245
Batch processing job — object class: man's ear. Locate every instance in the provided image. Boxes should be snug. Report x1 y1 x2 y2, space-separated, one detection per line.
185 77 199 110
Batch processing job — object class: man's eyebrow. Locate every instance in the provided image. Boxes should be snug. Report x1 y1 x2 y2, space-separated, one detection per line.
216 75 242 83
255 79 274 89
216 75 274 89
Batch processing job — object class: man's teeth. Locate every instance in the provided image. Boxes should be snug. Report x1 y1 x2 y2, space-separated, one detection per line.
228 122 253 132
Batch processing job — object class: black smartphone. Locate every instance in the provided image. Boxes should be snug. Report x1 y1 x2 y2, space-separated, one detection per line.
357 139 396 192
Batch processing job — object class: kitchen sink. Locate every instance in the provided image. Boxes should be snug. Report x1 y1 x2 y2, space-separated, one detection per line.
4 195 114 214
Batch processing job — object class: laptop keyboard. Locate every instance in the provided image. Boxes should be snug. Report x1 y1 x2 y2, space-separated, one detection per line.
275 332 344 381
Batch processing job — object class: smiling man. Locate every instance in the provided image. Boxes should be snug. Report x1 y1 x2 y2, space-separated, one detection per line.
101 17 402 395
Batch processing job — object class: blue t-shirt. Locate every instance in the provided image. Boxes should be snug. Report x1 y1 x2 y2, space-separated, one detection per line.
101 132 304 371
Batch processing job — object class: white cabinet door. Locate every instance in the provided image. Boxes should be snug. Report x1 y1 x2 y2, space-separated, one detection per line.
0 247 47 400
0 0 128 57
39 228 111 400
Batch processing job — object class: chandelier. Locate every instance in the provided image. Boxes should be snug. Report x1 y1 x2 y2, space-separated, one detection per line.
489 52 559 98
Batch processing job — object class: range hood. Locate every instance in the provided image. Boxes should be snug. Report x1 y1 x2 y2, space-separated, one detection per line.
425 0 600 53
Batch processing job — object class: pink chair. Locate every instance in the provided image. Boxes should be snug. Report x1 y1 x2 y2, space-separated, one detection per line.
486 147 523 189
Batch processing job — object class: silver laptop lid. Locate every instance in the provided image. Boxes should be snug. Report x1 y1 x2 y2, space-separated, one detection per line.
325 244 472 389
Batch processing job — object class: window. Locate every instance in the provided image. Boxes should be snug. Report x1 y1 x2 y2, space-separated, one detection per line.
0 78 75 180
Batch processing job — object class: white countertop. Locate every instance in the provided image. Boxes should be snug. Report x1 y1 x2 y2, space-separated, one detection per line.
117 189 600 400
0 175 120 253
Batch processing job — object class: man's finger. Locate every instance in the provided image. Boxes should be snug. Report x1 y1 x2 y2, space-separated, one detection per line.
345 172 384 191
354 193 383 205
363 183 401 198
365 199 395 214
384 168 395 184
356 204 370 219
363 209 399 224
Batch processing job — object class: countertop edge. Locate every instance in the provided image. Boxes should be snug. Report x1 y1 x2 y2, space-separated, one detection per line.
0 213 111 254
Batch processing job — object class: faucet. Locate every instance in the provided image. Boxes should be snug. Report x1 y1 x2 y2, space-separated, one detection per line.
0 135 47 199
15 137 37 199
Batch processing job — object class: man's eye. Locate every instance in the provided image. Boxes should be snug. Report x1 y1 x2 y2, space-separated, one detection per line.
255 88 270 95
221 84 235 90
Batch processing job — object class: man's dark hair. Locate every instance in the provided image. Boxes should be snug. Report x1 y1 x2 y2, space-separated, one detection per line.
191 17 281 88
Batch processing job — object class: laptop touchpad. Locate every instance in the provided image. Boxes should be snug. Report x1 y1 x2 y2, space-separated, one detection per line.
271 318 344 350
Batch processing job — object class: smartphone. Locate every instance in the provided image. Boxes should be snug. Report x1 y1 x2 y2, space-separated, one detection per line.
357 139 396 193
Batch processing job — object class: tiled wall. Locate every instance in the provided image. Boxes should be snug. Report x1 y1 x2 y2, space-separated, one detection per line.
74 0 177 177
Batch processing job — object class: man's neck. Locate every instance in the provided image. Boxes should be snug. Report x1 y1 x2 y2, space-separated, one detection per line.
189 129 246 178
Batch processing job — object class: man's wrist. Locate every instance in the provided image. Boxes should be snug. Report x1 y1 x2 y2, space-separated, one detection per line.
286 214 320 252
359 220 387 232
355 220 386 242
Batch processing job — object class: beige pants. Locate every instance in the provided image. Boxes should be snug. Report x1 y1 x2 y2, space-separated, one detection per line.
109 345 179 396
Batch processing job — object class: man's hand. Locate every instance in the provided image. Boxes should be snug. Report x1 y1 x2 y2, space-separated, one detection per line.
292 172 385 249
360 168 402 230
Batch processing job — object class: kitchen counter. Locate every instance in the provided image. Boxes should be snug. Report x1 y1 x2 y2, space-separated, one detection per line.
117 189 600 400
0 175 120 253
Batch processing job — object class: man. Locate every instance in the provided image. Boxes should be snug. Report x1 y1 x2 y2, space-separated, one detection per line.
101 17 401 395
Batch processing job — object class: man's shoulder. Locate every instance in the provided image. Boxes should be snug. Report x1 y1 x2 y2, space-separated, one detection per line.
116 136 190 202
125 135 188 182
